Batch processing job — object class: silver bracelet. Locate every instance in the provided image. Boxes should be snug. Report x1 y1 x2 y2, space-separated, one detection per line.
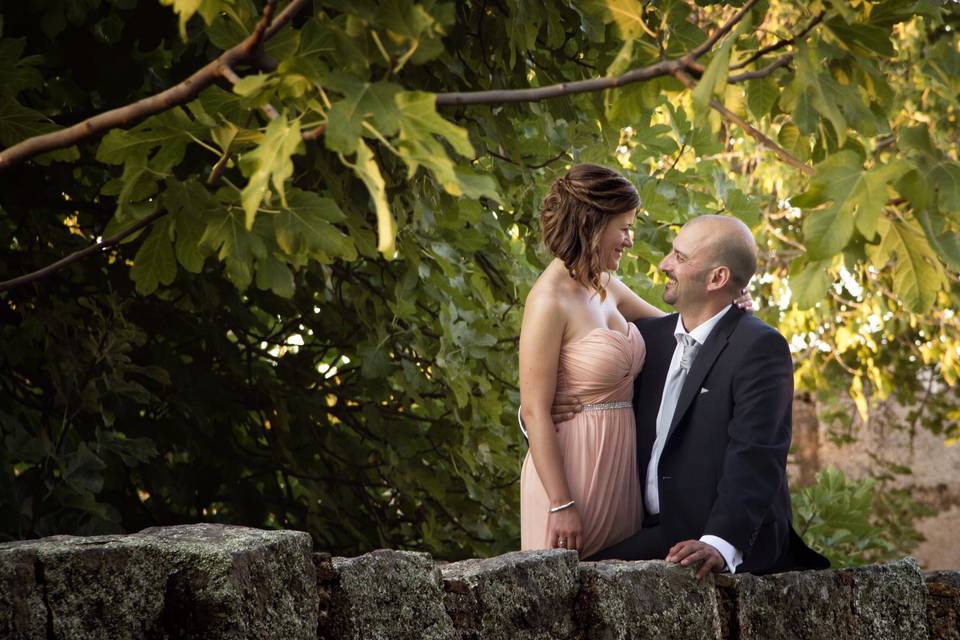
549 500 576 513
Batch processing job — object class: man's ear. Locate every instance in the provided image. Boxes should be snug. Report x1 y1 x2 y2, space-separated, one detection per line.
705 266 731 292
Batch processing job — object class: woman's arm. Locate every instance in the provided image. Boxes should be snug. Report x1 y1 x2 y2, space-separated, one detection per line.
607 274 666 321
519 288 583 552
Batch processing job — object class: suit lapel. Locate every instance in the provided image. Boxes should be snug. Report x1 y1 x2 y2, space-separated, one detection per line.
635 315 676 411
666 306 744 441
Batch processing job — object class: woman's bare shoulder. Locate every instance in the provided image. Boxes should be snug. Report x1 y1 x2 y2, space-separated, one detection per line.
524 270 579 324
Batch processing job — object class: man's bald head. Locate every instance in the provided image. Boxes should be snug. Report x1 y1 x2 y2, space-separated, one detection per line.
683 215 758 291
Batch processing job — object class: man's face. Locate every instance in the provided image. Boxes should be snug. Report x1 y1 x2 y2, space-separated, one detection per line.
659 222 714 309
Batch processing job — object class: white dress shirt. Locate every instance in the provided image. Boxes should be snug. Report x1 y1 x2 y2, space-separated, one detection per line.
644 304 743 573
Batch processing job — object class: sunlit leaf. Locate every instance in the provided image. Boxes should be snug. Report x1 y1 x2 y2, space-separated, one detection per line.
239 112 303 230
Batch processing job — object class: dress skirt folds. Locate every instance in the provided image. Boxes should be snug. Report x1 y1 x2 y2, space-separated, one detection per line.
520 324 646 558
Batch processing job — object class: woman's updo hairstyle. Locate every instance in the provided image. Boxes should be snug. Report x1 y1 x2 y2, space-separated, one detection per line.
540 163 640 300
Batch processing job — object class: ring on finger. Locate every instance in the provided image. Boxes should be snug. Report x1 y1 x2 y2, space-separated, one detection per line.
558 538 566 548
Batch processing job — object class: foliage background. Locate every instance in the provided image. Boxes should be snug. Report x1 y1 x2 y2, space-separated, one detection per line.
0 0 958 563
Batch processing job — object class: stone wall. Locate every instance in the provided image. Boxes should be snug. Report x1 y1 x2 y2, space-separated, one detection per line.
2 524 959 639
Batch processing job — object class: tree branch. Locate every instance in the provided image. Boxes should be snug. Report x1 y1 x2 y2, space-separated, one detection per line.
302 123 328 142
436 59 685 106
0 0 308 172
434 0 762 110
685 0 761 62
0 209 169 292
730 11 825 70
673 70 814 176
728 54 793 83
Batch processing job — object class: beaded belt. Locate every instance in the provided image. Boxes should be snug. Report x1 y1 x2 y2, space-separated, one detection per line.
582 401 632 411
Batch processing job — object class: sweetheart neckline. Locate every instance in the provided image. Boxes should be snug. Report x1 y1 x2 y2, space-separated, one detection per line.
565 323 637 347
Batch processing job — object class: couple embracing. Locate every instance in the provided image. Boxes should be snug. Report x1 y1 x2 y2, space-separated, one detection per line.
519 164 829 576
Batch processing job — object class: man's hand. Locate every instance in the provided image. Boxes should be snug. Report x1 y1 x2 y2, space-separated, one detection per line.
666 540 726 579
550 392 583 425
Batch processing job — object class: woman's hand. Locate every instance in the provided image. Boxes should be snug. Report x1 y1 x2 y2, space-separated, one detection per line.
734 288 754 312
547 505 583 555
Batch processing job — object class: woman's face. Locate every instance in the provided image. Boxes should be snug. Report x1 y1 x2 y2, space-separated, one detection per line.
598 209 637 271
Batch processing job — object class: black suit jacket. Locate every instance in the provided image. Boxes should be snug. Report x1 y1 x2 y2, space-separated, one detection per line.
633 307 828 573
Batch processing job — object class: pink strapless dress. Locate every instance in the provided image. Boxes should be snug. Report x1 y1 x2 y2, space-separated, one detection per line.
520 324 645 558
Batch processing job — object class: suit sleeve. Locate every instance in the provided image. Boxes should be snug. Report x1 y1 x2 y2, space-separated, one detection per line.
702 327 793 554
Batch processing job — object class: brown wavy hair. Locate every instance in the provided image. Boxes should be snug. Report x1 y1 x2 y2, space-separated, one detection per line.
540 164 640 299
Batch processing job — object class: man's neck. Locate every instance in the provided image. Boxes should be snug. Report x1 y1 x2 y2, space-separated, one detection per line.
678 300 733 332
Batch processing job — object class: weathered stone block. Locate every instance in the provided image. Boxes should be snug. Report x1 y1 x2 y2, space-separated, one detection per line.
731 558 928 640
135 524 318 640
441 549 579 639
926 570 960 640
0 523 317 640
576 560 722 640
322 549 455 640
0 542 47 640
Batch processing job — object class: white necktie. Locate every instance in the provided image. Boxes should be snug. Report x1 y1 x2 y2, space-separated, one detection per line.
659 334 701 438
645 333 702 514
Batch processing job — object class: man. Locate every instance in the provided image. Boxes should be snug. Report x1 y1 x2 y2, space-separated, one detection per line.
556 215 828 575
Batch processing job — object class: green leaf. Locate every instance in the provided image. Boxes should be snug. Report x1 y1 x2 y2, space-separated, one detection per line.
867 218 948 313
160 0 224 38
60 443 107 494
746 76 779 119
162 180 216 273
793 43 848 146
130 217 177 295
664 1 706 55
96 108 199 171
197 85 248 124
255 253 295 298
378 0 438 40
825 0 857 24
98 431 158 466
394 91 478 197
790 258 833 309
232 73 271 97
825 18 895 57
0 38 43 97
928 161 960 215
101 155 160 218
342 139 396 257
896 169 929 212
725 188 761 226
867 216 946 313
803 206 855 260
239 112 303 230
798 151 910 257
692 36 733 124
274 189 357 261
199 205 268 290
452 167 501 202
395 90 473 156
604 0 648 39
778 122 810 162
917 210 960 272
0 97 78 162
605 40 634 77
325 80 401 154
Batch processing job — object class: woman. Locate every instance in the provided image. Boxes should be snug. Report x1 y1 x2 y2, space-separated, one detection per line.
519 164 750 558
519 163 657 558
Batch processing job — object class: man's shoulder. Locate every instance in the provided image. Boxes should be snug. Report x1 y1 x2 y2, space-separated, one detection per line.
634 313 677 335
728 311 791 354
